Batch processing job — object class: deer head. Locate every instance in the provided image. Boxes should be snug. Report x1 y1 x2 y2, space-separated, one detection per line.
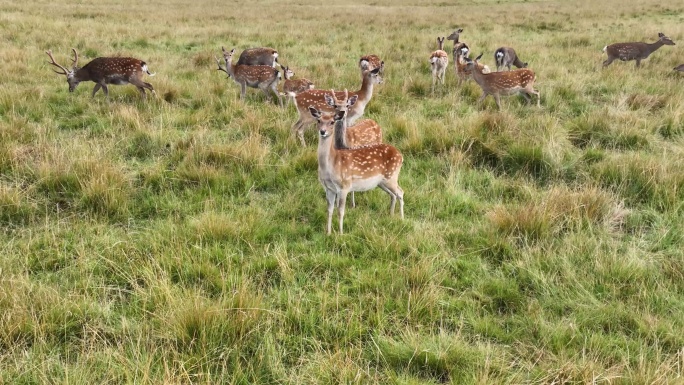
46 48 80 92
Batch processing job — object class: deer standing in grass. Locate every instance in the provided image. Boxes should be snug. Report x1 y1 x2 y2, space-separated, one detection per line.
309 93 384 208
494 47 528 71
465 53 540 109
430 37 449 94
281 66 315 106
216 47 282 107
292 64 383 146
453 42 491 86
237 47 279 67
46 49 156 98
316 89 403 235
602 33 675 68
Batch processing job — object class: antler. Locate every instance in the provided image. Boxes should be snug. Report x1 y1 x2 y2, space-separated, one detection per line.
70 48 79 68
215 56 230 77
45 49 70 76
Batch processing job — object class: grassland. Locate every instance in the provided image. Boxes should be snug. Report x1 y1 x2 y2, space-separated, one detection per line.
1 0 684 383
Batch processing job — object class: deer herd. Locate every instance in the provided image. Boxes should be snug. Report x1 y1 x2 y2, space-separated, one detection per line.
44 29 682 234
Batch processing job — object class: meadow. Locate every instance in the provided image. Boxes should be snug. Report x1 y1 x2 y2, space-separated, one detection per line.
1 0 684 383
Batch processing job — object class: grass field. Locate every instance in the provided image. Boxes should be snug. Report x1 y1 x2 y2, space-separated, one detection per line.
2 0 684 383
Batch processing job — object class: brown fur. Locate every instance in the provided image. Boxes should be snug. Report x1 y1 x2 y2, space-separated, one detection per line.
603 33 675 68
236 47 278 67
466 54 540 109
217 47 282 106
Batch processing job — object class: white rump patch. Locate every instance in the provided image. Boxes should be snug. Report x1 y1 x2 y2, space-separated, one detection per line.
495 51 504 59
602 46 607 52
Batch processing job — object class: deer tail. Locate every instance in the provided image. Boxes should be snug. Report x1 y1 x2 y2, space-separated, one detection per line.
141 62 156 77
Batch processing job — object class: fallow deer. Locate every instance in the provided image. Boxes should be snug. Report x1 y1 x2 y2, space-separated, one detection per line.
675 64 684 72
430 37 449 94
446 28 464 46
45 49 156 98
292 64 383 146
603 33 675 68
216 47 282 107
316 89 404 235
465 53 540 109
237 47 279 67
359 54 384 73
309 97 384 208
494 47 528 71
453 43 490 86
281 65 315 106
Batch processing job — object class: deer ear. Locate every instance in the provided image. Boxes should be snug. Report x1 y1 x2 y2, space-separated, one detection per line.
347 95 358 107
475 53 483 61
334 110 346 121
458 28 463 33
308 106 321 119
658 32 665 37
324 93 335 107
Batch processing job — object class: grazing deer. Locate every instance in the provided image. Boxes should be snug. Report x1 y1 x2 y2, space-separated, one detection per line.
430 37 449 94
316 89 403 235
309 99 383 208
216 47 282 107
603 33 675 68
237 47 279 67
675 64 684 72
494 47 528 71
292 64 383 146
281 65 315 106
465 53 540 109
359 54 384 73
45 48 156 98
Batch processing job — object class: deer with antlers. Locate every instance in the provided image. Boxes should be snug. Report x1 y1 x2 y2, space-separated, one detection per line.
603 33 675 68
292 64 383 146
316 89 403 235
216 47 282 106
237 47 279 67
281 65 315 106
430 37 449 94
465 53 540 109
309 94 383 208
45 49 156 98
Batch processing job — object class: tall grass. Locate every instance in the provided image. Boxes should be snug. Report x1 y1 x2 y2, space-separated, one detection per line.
1 0 684 383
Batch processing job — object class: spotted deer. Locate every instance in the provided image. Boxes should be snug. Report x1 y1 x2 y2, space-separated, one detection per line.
309 97 383 208
494 47 528 71
237 47 279 67
359 54 384 73
430 37 449 94
45 49 156 98
465 53 540 109
603 33 675 68
292 64 383 146
216 47 282 107
316 89 404 235
281 65 315 106
453 43 490 86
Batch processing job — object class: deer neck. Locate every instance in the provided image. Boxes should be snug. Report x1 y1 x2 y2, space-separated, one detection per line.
317 133 337 175
355 75 375 107
469 65 487 85
645 40 665 55
333 117 350 150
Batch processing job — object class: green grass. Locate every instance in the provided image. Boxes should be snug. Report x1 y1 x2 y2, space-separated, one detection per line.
1 0 684 383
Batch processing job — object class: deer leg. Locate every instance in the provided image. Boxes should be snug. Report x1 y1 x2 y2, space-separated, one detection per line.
477 92 488 106
325 189 336 235
136 86 147 99
602 56 615 68
337 190 349 234
531 88 541 107
240 82 247 100
101 84 109 98
382 181 404 219
494 94 502 110
272 84 282 107
635 59 641 68
292 119 306 147
351 192 356 208
521 92 531 104
378 184 397 214
92 83 102 97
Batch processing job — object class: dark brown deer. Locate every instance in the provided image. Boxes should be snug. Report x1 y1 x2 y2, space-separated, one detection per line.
603 33 675 68
281 65 314 106
237 47 278 67
46 49 156 98
465 53 540 109
316 89 403 235
216 47 282 106
430 37 449 94
494 47 528 71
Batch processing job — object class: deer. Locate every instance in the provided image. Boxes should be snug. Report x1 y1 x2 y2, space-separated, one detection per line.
359 54 384 73
602 33 675 68
309 94 384 208
453 43 490 86
494 47 528 71
446 28 464 46
316 89 403 235
430 37 449 94
465 53 540 109
45 48 156 98
237 47 279 67
215 47 282 107
281 65 315 106
292 64 383 146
